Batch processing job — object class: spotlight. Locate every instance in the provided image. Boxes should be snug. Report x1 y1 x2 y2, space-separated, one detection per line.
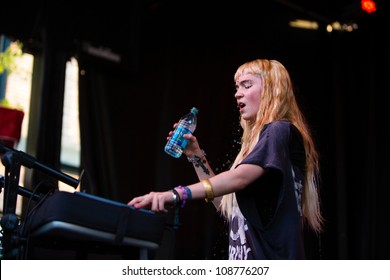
361 0 376 13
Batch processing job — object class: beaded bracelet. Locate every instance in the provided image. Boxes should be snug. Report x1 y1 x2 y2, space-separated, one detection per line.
176 186 187 208
173 186 193 208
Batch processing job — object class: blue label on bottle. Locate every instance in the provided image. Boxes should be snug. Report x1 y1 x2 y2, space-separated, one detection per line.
164 125 192 158
170 126 190 148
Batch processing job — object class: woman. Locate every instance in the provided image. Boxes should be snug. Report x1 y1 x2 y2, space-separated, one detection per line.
128 59 323 259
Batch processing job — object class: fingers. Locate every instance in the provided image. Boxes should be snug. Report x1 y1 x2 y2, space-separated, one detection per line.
127 192 169 213
127 195 147 208
183 133 196 142
166 123 179 140
151 193 168 213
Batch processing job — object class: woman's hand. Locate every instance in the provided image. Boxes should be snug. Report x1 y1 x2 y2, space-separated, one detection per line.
167 123 202 157
127 191 173 213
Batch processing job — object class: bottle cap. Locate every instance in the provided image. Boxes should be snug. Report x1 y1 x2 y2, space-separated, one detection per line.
191 107 199 115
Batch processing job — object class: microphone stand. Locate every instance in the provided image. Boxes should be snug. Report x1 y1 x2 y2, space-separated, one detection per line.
0 142 79 259
0 175 43 203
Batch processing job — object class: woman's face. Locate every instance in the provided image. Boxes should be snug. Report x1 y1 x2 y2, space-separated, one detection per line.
234 73 262 121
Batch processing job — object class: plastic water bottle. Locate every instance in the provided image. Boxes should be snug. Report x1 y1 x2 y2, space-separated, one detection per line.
164 107 198 158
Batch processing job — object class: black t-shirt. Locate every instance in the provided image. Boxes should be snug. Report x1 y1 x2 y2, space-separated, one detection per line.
228 120 306 259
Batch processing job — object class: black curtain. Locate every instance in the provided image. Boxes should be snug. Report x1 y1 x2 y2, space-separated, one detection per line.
32 28 67 190
78 55 120 199
328 17 390 259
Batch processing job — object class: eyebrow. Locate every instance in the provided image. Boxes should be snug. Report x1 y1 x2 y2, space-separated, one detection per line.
236 79 252 86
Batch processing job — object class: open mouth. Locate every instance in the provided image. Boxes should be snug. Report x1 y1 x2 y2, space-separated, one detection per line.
238 102 246 109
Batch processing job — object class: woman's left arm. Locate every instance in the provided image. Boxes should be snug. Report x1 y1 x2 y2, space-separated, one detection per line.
128 163 266 212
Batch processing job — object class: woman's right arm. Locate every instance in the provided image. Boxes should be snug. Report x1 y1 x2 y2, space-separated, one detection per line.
182 133 222 208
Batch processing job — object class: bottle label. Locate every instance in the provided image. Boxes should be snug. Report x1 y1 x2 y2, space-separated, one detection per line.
170 126 191 148
164 125 192 158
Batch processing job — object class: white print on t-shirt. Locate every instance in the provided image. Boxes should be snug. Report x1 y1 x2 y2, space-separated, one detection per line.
229 202 252 260
292 167 303 216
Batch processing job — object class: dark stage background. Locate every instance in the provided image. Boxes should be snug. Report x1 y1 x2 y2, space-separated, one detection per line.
1 0 389 259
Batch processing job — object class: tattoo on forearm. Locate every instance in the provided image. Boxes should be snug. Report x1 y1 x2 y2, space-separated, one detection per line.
195 160 210 175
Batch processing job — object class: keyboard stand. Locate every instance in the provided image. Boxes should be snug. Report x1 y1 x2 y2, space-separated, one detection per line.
30 220 159 259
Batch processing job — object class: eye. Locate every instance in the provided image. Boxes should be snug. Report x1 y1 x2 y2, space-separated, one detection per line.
243 81 253 89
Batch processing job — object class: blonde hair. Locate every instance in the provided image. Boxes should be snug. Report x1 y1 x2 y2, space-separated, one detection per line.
219 59 323 233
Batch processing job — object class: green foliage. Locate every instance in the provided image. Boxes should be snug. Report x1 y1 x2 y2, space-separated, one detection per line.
0 41 23 75
0 98 12 107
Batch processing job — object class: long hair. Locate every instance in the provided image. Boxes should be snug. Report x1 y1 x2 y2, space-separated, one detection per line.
219 59 323 233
